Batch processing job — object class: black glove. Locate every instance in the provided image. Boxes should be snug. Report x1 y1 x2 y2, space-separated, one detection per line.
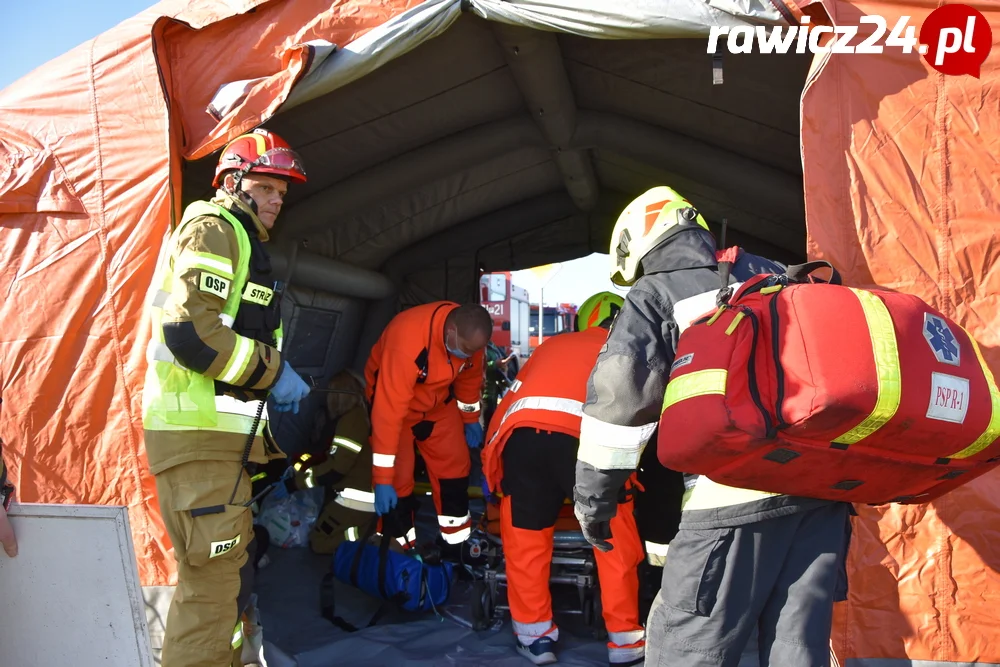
577 513 614 552
574 459 626 553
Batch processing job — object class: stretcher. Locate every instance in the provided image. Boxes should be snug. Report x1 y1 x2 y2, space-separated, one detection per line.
465 500 607 638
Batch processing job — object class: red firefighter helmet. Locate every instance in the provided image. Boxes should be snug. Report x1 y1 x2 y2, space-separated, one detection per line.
213 128 307 188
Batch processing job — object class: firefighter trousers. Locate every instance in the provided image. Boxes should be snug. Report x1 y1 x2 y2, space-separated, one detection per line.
310 491 375 554
309 411 377 554
381 405 471 548
155 459 256 667
644 501 853 667
499 428 646 665
634 432 685 567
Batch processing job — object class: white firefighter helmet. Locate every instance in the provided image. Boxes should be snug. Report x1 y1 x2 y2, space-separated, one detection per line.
609 186 710 286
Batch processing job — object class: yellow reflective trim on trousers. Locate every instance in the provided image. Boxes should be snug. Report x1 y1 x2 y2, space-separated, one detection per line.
219 335 254 384
832 289 901 445
948 328 1000 458
645 541 668 567
662 369 728 411
231 621 243 649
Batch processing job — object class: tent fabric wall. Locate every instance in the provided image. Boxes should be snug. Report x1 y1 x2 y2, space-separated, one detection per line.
0 5 178 586
0 0 422 589
795 0 1000 663
166 0 430 161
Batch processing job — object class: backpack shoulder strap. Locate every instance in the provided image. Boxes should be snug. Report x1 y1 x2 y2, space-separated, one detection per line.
714 246 743 306
784 260 842 285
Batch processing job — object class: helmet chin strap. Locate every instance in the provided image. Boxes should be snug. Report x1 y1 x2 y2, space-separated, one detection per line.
227 164 260 215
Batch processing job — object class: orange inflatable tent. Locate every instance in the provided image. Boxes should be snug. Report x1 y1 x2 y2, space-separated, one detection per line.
0 0 997 663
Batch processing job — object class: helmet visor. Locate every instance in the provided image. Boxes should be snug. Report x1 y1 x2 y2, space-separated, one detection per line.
253 147 306 179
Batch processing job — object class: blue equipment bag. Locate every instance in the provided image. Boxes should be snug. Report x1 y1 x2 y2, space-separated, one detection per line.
321 518 453 630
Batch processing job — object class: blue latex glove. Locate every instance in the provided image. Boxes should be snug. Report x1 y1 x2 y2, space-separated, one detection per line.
269 481 289 502
465 422 484 449
374 484 398 516
268 467 294 502
480 475 496 505
270 362 311 413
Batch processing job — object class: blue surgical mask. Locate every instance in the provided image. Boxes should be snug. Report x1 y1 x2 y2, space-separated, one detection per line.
446 330 470 359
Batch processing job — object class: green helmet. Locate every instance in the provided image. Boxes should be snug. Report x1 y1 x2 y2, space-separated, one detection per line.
575 291 625 332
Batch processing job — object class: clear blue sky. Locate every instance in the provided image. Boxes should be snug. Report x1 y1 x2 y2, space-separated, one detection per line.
0 2 619 308
0 1 156 91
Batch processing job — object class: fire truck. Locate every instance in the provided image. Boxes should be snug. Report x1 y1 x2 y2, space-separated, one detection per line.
479 271 531 366
529 303 578 354
478 271 531 426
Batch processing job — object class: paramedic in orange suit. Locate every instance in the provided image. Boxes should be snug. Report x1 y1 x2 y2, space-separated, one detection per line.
364 302 492 549
482 292 646 667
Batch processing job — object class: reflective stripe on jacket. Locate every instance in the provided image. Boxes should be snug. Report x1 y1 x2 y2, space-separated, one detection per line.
482 327 608 493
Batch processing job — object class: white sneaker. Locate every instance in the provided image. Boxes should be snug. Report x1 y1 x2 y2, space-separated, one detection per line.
515 636 558 665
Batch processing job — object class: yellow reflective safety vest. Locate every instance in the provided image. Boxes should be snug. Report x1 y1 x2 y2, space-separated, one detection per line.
142 200 283 437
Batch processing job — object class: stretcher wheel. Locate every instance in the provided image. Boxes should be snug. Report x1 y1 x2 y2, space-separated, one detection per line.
471 580 494 631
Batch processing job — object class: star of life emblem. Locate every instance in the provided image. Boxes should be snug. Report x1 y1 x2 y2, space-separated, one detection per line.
923 312 960 366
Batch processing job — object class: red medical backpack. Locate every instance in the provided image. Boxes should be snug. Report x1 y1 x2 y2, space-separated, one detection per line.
657 255 1000 505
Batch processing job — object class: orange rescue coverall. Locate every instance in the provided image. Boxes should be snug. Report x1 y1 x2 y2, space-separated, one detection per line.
482 327 646 665
365 301 484 547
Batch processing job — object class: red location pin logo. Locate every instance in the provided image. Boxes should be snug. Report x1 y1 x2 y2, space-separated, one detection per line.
919 4 993 78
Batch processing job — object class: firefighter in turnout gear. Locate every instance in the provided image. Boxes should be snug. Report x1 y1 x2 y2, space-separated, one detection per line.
248 369 377 554
364 302 491 550
483 291 646 667
305 369 377 553
572 186 853 666
141 128 312 667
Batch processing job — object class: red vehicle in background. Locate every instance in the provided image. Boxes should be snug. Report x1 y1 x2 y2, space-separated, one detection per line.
529 303 578 355
479 271 531 367
478 271 531 426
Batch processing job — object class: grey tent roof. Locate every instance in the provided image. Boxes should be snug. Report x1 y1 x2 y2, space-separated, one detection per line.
180 1 810 359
